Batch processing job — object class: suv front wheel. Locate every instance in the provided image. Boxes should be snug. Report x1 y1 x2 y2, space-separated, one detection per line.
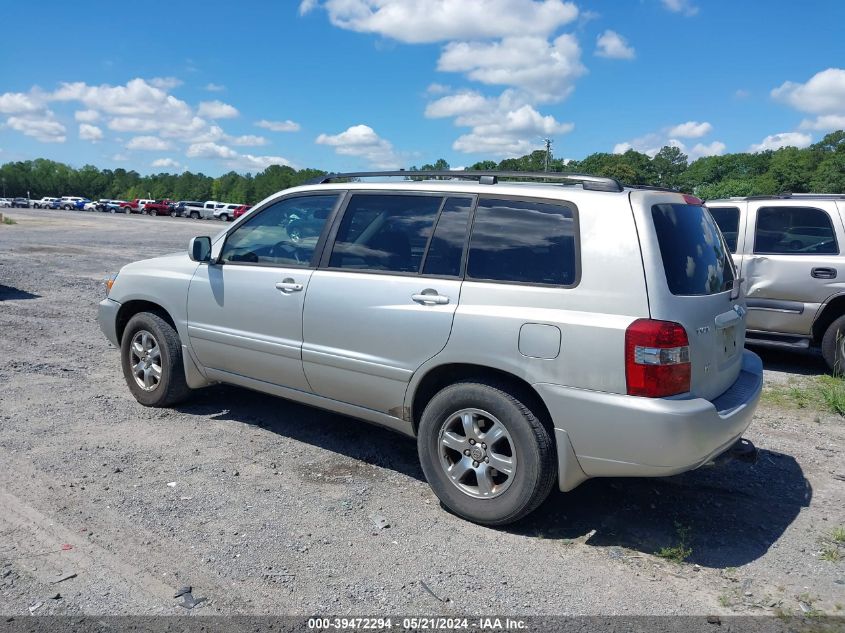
417 381 556 525
120 312 191 407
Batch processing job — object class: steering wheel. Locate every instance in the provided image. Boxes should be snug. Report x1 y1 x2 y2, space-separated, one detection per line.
270 241 301 263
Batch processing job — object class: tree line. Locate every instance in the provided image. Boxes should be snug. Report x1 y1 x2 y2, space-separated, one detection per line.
1 130 843 204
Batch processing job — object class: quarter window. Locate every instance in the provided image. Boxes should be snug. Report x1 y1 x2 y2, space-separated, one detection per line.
708 206 740 253
754 206 838 254
220 194 338 266
329 194 443 273
467 197 577 286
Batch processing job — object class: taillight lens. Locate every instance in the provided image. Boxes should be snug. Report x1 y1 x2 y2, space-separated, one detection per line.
625 319 691 397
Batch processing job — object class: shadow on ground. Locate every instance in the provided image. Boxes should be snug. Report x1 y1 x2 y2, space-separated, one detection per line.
0 284 39 300
751 344 828 377
178 383 810 569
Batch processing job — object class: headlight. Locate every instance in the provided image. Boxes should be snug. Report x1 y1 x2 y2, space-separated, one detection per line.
104 272 118 296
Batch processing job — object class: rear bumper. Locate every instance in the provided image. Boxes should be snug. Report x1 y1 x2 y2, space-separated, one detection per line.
536 350 763 490
98 298 121 347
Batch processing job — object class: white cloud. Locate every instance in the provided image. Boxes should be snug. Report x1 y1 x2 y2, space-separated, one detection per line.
424 91 490 118
197 100 239 119
256 119 301 132
0 91 43 114
186 142 292 172
614 122 722 158
228 134 269 146
438 34 585 102
111 153 129 162
306 0 579 43
668 121 712 138
749 132 812 152
74 109 100 122
6 112 66 143
151 157 182 170
316 124 400 168
126 135 173 151
690 141 726 158
79 124 104 142
771 68 845 114
772 68 845 131
427 90 573 156
734 89 750 99
595 30 635 60
204 83 226 92
149 77 183 90
661 0 699 16
799 114 845 131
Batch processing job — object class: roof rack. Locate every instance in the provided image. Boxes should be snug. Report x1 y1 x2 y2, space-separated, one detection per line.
310 170 624 193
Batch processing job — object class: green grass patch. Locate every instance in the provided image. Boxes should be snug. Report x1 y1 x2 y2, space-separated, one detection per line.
820 546 842 562
763 375 845 416
655 522 693 563
2 216 16 225
832 526 845 543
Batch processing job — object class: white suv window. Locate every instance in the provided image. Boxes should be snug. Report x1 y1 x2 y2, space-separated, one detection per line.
467 197 578 286
328 194 443 274
220 194 338 267
754 206 838 255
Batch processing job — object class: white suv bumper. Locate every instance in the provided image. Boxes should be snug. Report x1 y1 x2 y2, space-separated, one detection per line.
536 350 763 491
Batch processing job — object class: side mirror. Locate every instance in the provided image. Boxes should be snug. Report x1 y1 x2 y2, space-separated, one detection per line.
189 236 212 262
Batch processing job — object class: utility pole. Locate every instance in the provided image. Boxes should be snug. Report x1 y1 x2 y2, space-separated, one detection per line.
542 138 553 172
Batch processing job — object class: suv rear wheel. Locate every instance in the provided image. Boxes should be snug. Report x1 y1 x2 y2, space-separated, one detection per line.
821 314 845 373
219 213 229 222
417 381 556 525
120 312 191 407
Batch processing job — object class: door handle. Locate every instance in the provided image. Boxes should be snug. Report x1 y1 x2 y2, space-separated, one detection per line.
275 278 303 293
811 267 837 279
412 290 449 305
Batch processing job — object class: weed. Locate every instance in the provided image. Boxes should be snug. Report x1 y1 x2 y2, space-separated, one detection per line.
820 546 842 562
2 217 16 225
832 526 845 543
763 375 845 416
655 522 692 563
718 593 733 608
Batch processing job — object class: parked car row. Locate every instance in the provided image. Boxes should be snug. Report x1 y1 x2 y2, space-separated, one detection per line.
20 196 254 220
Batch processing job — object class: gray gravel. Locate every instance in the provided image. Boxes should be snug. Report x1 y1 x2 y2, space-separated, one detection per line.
1 207 843 616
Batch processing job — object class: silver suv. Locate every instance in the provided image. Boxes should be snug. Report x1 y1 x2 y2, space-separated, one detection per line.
707 194 845 371
99 171 763 525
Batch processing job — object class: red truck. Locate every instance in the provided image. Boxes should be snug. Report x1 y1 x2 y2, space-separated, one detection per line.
119 198 154 214
143 199 176 216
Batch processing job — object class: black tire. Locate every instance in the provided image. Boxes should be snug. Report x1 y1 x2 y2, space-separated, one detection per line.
417 380 556 526
821 314 845 373
219 213 229 222
190 211 200 220
120 312 191 407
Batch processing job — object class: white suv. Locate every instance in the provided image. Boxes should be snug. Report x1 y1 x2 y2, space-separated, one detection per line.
98 171 763 525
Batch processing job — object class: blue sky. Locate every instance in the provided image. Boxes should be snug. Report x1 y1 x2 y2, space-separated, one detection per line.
1 0 843 175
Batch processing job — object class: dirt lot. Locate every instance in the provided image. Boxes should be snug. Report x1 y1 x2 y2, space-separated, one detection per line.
0 208 843 616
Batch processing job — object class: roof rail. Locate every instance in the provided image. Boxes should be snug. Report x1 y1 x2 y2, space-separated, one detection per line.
310 170 624 193
625 184 679 193
729 193 845 201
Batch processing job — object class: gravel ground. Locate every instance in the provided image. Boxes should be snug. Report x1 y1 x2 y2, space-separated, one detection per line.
0 208 843 617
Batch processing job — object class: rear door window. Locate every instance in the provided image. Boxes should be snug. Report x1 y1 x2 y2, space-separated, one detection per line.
754 206 838 254
421 197 472 277
651 203 735 295
708 206 740 253
467 197 578 286
329 194 443 274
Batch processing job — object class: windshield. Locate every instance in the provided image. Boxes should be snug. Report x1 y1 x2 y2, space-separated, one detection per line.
651 203 736 296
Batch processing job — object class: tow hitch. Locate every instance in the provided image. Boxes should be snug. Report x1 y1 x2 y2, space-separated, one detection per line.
710 438 758 466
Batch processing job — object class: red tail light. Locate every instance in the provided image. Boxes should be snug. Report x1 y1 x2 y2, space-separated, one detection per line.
625 319 691 397
682 194 704 206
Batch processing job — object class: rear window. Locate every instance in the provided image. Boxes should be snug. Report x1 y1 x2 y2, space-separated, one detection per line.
651 203 735 296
